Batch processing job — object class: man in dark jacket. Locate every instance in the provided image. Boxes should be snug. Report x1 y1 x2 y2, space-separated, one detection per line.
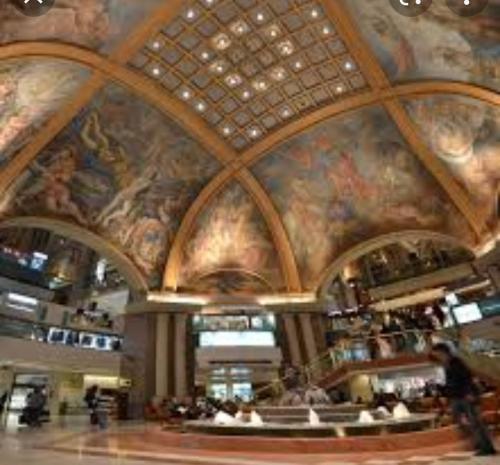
431 343 496 456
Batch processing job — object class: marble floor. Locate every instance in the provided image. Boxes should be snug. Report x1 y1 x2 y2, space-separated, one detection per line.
0 417 497 465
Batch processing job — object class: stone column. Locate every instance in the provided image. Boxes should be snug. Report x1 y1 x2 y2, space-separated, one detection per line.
299 313 318 363
282 313 302 367
174 313 188 398
155 313 169 398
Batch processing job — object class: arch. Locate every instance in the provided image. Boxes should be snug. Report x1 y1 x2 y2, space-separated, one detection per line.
0 217 149 293
317 230 475 298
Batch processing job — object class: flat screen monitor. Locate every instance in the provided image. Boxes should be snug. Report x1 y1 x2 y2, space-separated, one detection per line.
452 303 483 325
445 293 460 307
199 331 275 347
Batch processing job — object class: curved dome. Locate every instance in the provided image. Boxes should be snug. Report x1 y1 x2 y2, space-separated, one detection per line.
0 0 498 296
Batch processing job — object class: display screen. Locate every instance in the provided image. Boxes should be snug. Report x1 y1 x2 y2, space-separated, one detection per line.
452 303 483 325
445 293 460 307
199 331 275 347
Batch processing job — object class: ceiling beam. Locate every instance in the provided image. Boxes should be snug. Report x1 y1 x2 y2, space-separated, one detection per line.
322 0 488 240
0 0 187 195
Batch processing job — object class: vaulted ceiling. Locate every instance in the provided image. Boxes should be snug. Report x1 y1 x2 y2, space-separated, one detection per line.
0 0 498 295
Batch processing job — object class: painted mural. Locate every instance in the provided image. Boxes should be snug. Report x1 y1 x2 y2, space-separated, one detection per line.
0 59 88 167
348 0 500 91
180 183 284 294
0 0 161 52
407 95 500 227
1 84 220 287
252 106 475 290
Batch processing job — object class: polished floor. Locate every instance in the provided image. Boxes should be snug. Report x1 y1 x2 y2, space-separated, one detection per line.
0 416 497 465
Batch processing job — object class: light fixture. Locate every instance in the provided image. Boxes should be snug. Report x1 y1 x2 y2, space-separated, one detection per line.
221 124 233 137
280 107 292 118
185 8 198 21
322 25 332 36
293 60 303 70
335 84 345 94
277 40 294 56
252 78 269 92
203 0 215 6
225 73 243 88
344 61 354 71
310 8 320 19
265 24 282 40
241 89 252 100
270 66 287 81
181 88 193 100
230 19 250 36
200 50 211 61
151 66 162 77
151 40 162 50
255 12 265 23
209 59 228 74
211 32 232 50
248 126 262 139
195 100 207 112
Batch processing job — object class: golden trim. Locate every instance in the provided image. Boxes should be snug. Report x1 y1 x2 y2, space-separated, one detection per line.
322 0 489 239
316 230 474 297
0 217 148 292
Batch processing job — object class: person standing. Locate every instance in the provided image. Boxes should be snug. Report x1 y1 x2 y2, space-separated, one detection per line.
431 343 497 456
95 388 114 430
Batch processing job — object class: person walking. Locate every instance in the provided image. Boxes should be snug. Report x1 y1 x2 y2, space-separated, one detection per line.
95 388 114 430
431 343 497 456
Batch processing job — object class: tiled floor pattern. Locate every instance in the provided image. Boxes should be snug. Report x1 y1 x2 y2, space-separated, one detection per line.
0 420 497 465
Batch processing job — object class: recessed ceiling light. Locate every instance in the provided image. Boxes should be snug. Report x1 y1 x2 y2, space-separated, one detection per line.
151 41 161 50
195 101 207 112
225 73 243 88
151 67 161 76
256 12 265 22
241 89 252 100
204 0 215 6
322 26 331 35
185 8 197 21
293 60 303 70
311 8 320 19
248 127 262 138
280 107 292 118
230 20 250 36
252 78 269 92
277 40 294 56
344 61 354 71
335 85 345 94
222 125 233 136
270 66 287 81
200 51 211 61
211 32 232 51
209 60 228 74
265 24 282 40
181 89 193 100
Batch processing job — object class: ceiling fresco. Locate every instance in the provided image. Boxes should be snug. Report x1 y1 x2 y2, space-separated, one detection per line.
406 95 500 229
348 0 500 91
179 182 284 294
0 1 497 294
0 0 162 53
252 106 475 290
0 83 220 287
0 59 89 168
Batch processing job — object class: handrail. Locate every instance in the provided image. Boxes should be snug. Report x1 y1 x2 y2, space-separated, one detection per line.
253 329 436 401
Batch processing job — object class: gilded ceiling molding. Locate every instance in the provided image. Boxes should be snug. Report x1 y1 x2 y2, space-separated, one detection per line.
0 0 186 198
162 168 302 293
322 0 489 240
316 230 474 298
0 217 148 293
0 62 300 291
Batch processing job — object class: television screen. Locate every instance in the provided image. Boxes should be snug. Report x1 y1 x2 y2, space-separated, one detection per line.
452 303 483 325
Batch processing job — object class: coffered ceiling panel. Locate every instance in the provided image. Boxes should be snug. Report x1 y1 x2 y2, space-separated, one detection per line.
0 0 163 53
406 95 500 228
130 0 368 151
347 0 500 92
252 106 476 290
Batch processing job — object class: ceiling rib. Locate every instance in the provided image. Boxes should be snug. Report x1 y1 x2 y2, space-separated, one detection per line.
0 0 187 196
322 0 488 240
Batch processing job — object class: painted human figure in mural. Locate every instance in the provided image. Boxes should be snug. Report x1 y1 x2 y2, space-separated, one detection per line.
17 146 88 226
81 111 135 190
